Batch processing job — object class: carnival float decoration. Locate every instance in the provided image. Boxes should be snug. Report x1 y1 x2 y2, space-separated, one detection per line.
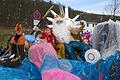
0 4 120 80
47 6 90 61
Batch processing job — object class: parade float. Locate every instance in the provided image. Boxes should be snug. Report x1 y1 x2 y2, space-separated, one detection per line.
0 5 120 80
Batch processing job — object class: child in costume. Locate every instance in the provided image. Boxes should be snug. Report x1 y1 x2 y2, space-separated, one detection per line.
37 27 56 48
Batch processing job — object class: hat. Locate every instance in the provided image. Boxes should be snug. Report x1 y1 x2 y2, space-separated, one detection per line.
15 24 23 32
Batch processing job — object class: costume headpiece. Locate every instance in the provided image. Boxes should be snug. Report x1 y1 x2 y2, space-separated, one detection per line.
15 23 23 32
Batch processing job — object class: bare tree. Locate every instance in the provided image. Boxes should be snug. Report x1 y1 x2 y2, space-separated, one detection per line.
105 0 120 20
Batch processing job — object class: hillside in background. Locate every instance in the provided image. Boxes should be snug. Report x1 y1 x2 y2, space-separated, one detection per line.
0 0 120 28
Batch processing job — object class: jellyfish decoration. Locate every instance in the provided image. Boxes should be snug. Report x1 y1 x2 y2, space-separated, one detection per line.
47 6 90 61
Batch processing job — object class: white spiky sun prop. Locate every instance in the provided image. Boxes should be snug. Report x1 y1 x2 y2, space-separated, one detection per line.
47 7 80 44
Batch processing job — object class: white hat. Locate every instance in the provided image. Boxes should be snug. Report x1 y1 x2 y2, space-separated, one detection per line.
85 49 101 64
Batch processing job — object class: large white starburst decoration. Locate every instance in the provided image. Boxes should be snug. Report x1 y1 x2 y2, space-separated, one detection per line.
47 6 80 44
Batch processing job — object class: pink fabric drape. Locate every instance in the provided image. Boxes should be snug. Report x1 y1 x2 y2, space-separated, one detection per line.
42 69 81 80
28 43 57 68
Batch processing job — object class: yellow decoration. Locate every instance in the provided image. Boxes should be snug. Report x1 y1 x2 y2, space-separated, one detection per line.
55 42 66 58
70 23 85 42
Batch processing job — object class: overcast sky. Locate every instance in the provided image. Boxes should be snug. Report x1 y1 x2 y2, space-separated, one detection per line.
44 0 111 14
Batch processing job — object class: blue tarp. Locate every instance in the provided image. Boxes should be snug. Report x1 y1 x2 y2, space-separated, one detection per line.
0 58 41 80
59 51 120 80
0 51 120 80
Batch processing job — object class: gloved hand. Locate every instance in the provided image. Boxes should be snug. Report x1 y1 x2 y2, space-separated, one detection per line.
33 26 39 31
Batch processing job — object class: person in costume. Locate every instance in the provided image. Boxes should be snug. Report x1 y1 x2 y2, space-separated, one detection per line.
10 24 25 46
32 25 43 37
36 27 56 48
9 23 25 59
36 27 66 58
0 24 25 67
47 8 90 61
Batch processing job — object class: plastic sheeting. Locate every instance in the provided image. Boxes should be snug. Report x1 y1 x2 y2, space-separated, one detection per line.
0 58 41 80
92 20 120 59
28 43 57 68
